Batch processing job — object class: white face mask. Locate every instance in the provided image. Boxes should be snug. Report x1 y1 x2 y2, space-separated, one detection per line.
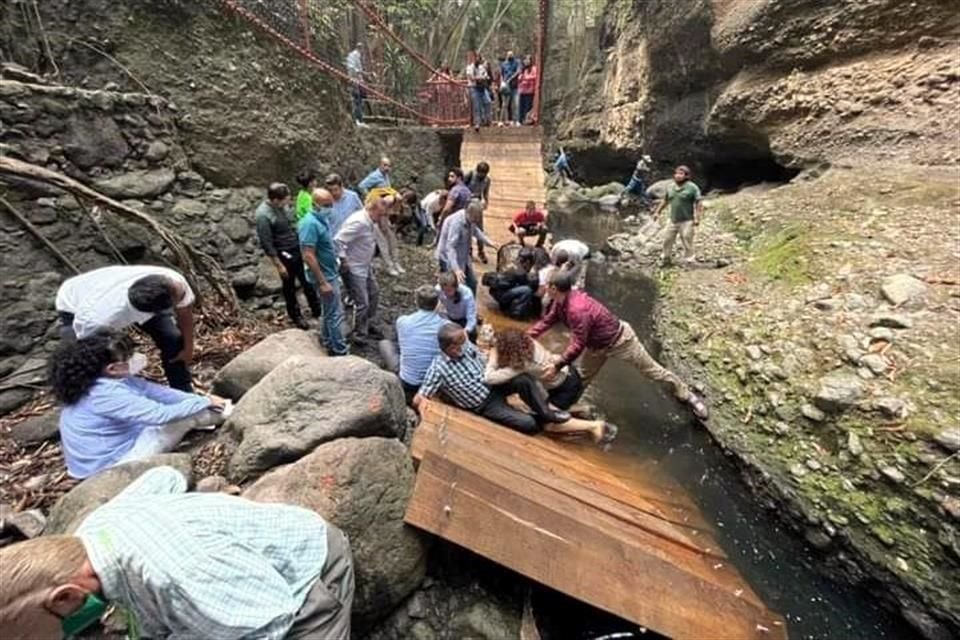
127 352 148 376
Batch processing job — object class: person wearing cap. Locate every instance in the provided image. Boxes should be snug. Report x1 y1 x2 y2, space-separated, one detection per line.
653 165 704 266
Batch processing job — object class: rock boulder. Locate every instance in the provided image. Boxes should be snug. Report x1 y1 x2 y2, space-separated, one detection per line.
813 373 864 413
10 410 60 446
244 437 427 626
881 274 927 306
226 355 405 479
211 329 326 399
45 454 192 535
63 114 129 169
94 169 176 199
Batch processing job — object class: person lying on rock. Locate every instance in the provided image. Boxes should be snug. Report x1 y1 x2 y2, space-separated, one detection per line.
436 271 478 341
509 200 549 247
55 264 198 391
0 466 354 640
48 331 229 479
530 270 709 420
414 323 587 437
482 246 541 320
484 328 617 445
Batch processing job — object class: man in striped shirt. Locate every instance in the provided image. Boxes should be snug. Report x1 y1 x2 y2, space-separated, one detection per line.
0 466 354 639
413 323 570 434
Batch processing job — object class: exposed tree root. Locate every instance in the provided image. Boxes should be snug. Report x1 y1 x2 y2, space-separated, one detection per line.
0 156 241 323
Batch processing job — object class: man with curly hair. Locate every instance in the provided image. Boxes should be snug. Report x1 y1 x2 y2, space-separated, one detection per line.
55 265 197 391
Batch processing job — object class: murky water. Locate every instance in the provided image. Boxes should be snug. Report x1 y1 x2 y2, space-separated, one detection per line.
534 204 921 640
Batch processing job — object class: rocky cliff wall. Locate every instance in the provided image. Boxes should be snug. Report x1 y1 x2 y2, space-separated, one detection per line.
0 73 447 414
545 0 960 185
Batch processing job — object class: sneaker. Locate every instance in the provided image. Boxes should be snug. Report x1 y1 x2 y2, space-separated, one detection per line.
387 267 400 277
396 265 407 274
355 120 369 128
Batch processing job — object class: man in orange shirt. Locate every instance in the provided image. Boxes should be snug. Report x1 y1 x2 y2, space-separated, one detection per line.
509 200 549 247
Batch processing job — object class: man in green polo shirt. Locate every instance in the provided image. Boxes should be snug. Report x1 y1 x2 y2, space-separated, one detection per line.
654 165 703 266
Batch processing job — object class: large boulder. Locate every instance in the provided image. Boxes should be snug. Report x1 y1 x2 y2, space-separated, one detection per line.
226 355 406 480
244 437 427 627
94 169 176 199
45 454 192 535
211 329 326 399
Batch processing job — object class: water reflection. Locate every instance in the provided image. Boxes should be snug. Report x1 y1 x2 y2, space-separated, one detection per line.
534 204 922 640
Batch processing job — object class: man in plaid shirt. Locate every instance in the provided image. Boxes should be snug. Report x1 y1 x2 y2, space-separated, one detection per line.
413 323 570 433
0 466 354 639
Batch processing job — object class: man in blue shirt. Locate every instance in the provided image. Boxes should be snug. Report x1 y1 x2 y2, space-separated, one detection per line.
324 173 364 237
395 286 447 404
357 156 392 196
299 188 349 356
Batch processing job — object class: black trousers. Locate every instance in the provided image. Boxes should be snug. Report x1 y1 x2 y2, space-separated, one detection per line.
400 379 420 406
547 367 584 411
476 373 553 436
278 249 321 322
58 311 193 392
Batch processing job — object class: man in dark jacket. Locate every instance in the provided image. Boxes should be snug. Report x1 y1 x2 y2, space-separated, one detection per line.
255 182 321 329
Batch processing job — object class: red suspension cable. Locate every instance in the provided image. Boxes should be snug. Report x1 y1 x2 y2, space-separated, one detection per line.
219 0 465 125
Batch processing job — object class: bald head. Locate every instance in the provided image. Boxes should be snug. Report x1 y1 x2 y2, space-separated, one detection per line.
311 188 334 208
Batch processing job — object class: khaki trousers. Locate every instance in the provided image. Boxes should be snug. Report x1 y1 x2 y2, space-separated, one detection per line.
287 525 355 639
578 322 690 400
662 220 696 262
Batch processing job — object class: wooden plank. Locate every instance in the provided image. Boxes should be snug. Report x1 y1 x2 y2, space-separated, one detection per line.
406 453 788 640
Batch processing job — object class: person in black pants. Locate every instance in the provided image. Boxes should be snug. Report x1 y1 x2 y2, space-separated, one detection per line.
255 182 321 329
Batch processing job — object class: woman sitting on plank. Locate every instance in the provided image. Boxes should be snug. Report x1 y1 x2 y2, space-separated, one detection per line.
49 331 228 478
483 327 617 445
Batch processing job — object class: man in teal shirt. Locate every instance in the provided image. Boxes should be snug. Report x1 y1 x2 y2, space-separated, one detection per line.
654 165 704 266
299 188 349 355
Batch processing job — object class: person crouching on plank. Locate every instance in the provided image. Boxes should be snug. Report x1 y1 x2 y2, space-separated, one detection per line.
48 331 229 479
484 328 617 445
530 270 709 420
0 466 354 640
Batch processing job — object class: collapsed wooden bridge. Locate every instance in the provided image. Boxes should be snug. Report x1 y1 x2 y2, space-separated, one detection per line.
404 126 788 639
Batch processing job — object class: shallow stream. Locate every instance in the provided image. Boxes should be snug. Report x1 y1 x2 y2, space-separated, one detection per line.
532 203 920 640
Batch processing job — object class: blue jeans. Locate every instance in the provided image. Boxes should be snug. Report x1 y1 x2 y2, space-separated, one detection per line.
351 85 364 122
319 278 348 355
625 175 646 195
471 86 490 126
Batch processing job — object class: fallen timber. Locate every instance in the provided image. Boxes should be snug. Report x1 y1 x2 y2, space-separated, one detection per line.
403 126 788 639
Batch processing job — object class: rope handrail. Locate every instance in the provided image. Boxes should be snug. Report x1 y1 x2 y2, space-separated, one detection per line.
219 0 465 126
348 0 466 86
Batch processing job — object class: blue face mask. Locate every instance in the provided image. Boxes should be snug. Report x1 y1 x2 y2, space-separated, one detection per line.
314 206 333 218
61 593 108 638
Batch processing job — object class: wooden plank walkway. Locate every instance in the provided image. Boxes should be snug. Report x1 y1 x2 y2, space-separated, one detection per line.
404 126 788 639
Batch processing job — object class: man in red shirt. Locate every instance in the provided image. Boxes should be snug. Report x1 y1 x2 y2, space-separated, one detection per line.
509 200 549 247
529 271 708 420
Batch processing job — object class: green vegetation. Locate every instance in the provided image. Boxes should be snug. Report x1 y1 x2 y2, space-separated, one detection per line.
750 224 812 285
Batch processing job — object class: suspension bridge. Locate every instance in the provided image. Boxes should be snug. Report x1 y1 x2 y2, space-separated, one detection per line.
216 2 788 637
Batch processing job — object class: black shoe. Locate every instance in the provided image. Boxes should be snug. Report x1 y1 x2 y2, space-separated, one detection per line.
546 410 571 424
293 317 310 330
368 326 385 340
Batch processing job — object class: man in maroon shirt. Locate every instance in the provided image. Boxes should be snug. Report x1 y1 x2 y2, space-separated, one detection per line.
529 271 708 420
